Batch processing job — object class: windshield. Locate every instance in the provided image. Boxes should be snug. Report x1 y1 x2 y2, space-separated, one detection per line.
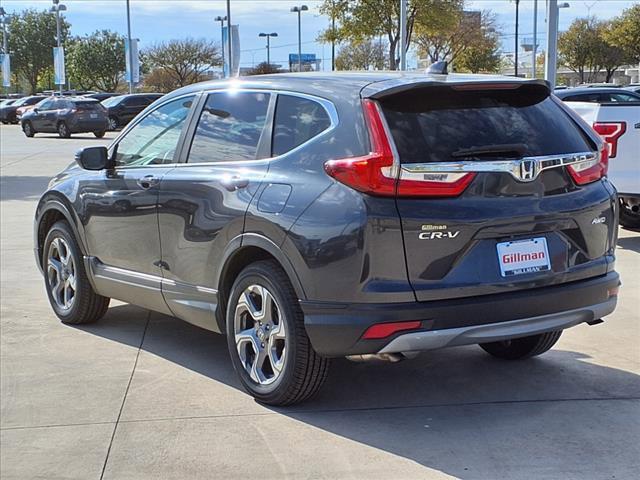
101 96 124 107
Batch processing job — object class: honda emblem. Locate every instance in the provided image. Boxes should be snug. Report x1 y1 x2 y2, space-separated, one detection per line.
519 159 538 182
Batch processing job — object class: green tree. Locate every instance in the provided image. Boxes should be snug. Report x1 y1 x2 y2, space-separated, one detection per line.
7 9 70 94
244 62 285 76
67 30 126 92
559 17 602 83
143 38 221 90
455 25 501 73
594 20 630 82
604 5 640 66
335 39 388 70
319 0 461 70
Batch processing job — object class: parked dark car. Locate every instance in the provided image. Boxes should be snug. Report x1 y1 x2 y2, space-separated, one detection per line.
34 73 619 405
85 92 121 102
102 93 164 130
21 97 108 138
555 87 640 103
0 95 46 124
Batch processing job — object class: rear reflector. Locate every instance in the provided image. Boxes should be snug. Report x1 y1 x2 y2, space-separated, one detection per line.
362 320 422 340
608 285 620 298
593 122 626 159
567 144 608 185
324 99 475 197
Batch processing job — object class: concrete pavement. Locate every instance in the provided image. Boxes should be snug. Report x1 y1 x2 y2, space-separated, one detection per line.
1 124 639 479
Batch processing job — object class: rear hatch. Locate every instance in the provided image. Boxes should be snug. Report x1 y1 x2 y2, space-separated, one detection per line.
372 81 616 301
73 100 106 121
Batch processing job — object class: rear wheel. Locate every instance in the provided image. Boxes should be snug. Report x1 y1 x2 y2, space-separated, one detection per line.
57 121 70 138
43 221 110 324
94 131 106 138
619 197 640 230
107 116 118 131
226 260 329 405
22 121 35 137
479 331 562 360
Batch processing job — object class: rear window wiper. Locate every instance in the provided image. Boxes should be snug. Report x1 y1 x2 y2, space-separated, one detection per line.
451 143 528 159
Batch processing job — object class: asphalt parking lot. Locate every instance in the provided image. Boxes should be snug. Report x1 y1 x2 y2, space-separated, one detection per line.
1 123 639 479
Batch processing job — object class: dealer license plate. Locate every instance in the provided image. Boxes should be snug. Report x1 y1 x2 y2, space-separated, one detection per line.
497 237 550 277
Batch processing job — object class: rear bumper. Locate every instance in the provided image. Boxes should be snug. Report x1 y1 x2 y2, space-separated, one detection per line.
69 118 108 133
301 272 620 357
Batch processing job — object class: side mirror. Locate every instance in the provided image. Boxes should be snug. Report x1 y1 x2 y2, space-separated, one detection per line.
32 107 39 114
75 146 111 170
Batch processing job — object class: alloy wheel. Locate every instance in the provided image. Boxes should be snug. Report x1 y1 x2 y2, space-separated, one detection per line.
234 284 287 385
108 117 117 131
47 237 76 311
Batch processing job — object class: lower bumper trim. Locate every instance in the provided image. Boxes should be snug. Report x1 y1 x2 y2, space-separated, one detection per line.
378 297 617 354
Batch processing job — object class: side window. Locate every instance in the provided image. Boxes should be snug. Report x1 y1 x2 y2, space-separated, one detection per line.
188 92 270 163
37 100 54 111
114 95 195 167
272 95 332 156
609 93 638 102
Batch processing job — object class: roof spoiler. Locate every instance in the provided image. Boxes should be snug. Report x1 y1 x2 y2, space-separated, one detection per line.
363 78 552 100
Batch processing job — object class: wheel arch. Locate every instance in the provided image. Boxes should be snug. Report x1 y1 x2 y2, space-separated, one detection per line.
35 197 86 271
215 233 307 332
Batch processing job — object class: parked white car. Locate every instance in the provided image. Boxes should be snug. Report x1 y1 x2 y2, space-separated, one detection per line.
566 101 640 228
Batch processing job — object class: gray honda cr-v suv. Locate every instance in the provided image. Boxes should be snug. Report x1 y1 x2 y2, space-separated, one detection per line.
34 72 620 405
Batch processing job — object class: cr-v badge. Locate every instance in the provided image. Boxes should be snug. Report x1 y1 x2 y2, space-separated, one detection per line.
419 225 460 240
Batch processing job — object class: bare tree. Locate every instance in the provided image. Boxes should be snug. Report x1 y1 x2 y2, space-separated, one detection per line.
144 38 222 90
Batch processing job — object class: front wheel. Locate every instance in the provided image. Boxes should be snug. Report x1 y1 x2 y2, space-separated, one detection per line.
226 260 329 406
43 221 110 324
57 121 71 138
94 131 106 138
107 116 118 131
22 121 35 137
479 331 562 360
619 197 640 230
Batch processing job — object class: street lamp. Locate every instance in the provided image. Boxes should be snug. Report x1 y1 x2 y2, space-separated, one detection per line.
214 15 227 77
50 0 66 96
290 5 308 72
258 32 278 67
513 0 520 77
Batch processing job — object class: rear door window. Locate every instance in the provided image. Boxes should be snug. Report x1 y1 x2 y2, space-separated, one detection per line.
380 85 592 164
272 94 331 156
187 91 270 163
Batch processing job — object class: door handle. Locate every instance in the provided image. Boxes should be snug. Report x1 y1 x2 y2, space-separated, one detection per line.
222 176 249 192
136 175 160 190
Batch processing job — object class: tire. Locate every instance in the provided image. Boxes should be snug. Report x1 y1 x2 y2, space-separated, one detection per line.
22 121 35 137
479 331 562 360
107 116 118 131
226 260 329 406
57 121 70 138
619 197 640 230
42 221 110 324
94 131 106 138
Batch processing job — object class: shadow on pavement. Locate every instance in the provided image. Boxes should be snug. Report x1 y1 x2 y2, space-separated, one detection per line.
76 304 640 478
0 176 52 202
617 235 640 253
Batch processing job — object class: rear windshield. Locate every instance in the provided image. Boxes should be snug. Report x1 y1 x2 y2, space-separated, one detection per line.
380 85 593 164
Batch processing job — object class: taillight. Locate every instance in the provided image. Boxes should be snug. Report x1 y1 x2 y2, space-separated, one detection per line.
323 99 396 196
323 99 475 197
567 144 609 185
593 122 626 158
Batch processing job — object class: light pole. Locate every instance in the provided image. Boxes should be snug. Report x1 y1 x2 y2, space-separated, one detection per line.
514 0 520 77
532 0 538 78
0 7 9 94
399 0 407 71
125 0 135 93
290 5 308 72
545 1 569 88
226 0 232 77
258 32 277 67
214 15 227 77
50 0 66 96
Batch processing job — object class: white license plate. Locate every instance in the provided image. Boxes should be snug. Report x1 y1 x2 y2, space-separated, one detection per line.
497 237 550 277
90 113 98 118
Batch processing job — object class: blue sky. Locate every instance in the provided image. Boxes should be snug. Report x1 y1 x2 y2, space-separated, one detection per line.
1 0 636 68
